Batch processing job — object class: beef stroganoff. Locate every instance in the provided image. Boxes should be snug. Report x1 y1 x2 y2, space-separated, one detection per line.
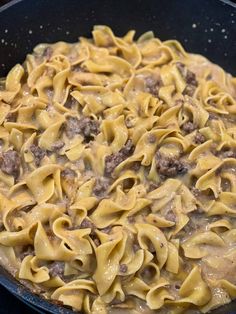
0 26 236 313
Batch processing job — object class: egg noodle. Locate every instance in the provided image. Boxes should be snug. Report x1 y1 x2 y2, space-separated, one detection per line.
0 26 236 313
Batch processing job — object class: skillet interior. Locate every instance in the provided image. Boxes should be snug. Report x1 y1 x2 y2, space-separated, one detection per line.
0 0 236 313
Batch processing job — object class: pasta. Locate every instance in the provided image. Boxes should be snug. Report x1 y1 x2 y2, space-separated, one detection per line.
0 25 236 314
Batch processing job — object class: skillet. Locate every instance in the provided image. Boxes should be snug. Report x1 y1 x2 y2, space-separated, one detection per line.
0 0 236 313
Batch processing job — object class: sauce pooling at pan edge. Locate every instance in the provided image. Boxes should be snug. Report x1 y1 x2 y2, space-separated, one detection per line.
0 25 236 314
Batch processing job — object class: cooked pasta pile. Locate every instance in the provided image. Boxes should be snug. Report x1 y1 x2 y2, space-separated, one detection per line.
0 26 236 314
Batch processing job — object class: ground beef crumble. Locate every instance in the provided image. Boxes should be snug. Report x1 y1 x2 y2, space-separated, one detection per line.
65 116 100 141
51 140 65 152
119 264 128 273
181 121 196 134
104 139 134 176
93 177 110 197
144 76 163 97
194 132 206 144
176 62 198 96
48 261 65 277
0 149 21 178
30 144 46 167
61 168 77 180
5 112 17 122
156 152 188 178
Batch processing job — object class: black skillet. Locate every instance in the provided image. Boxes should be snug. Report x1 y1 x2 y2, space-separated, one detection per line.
0 0 236 313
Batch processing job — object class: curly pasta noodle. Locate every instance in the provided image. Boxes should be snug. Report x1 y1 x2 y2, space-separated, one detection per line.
0 26 236 314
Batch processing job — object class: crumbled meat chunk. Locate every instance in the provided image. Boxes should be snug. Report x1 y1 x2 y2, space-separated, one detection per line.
133 242 141 252
181 121 196 134
65 116 99 141
61 168 77 179
185 70 198 87
71 65 86 72
125 117 133 128
80 218 95 230
176 62 198 96
64 95 77 109
0 150 21 178
145 76 162 96
0 221 4 232
191 187 201 198
20 245 34 260
147 134 156 143
101 226 112 234
208 112 219 120
48 261 64 277
194 132 206 144
176 62 198 86
104 139 134 176
148 182 159 192
156 152 188 178
131 161 141 171
119 264 128 273
30 144 46 166
206 74 212 81
5 112 17 122
183 84 196 97
165 210 176 222
93 177 110 197
218 149 236 159
93 238 101 247
175 99 184 106
127 216 135 223
51 140 65 152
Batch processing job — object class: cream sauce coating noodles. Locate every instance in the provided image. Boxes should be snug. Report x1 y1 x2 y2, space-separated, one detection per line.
0 26 236 314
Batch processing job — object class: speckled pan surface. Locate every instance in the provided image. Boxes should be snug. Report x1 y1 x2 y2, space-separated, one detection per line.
0 0 236 313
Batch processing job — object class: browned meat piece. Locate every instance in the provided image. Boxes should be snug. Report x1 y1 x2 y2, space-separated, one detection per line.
194 132 206 144
219 149 236 159
71 64 86 72
101 226 112 234
185 70 198 87
80 218 95 230
51 140 65 152
133 240 141 252
104 139 134 176
183 85 196 96
119 264 128 273
93 177 110 197
181 121 196 134
0 221 4 232
30 144 46 167
208 111 219 121
131 161 141 171
5 112 17 122
65 116 99 141
48 261 64 277
147 133 156 143
176 62 198 96
61 167 77 179
20 245 34 260
64 94 77 109
191 187 201 197
148 182 160 192
165 210 176 222
156 152 188 178
145 76 163 97
93 238 101 247
0 149 20 178
127 216 135 223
